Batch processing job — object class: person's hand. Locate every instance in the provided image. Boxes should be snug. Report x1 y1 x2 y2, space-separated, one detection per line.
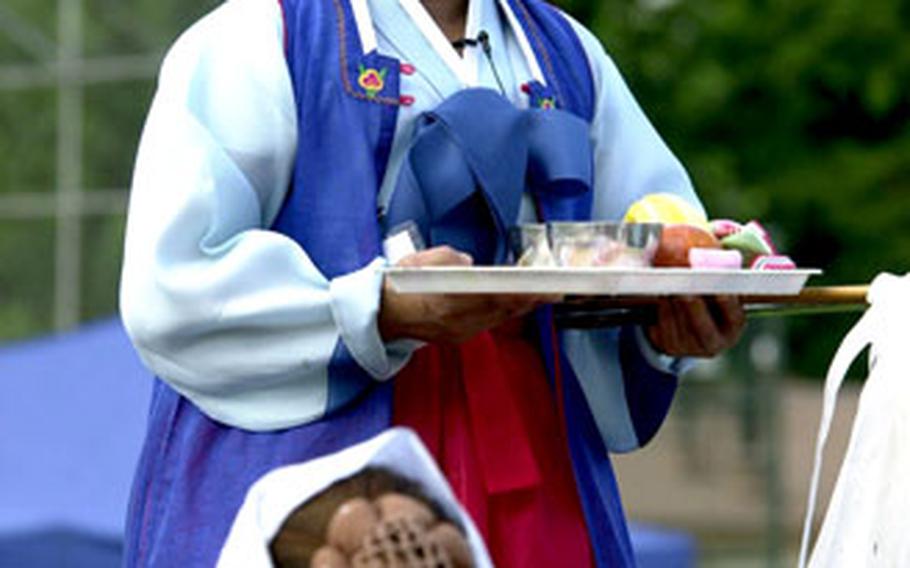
379 246 558 344
645 295 746 357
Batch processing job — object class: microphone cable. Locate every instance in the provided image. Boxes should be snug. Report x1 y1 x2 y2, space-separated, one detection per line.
451 30 507 96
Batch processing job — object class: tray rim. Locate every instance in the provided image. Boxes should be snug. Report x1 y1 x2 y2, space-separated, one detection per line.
385 266 823 276
385 266 823 296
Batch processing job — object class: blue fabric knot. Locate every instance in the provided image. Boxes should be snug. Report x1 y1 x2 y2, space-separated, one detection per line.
385 88 592 264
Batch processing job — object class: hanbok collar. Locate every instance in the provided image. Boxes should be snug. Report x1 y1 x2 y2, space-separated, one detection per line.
349 0 379 54
351 0 546 89
397 0 480 86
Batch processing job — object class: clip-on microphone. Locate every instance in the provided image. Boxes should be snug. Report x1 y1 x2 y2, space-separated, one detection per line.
451 30 507 96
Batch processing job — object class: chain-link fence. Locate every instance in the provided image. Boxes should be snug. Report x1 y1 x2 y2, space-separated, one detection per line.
0 0 217 341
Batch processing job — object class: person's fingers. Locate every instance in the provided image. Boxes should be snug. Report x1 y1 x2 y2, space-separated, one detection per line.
671 299 696 356
388 250 564 343
397 246 473 267
647 296 747 358
710 295 746 346
646 306 665 353
648 299 678 355
455 294 550 319
499 294 544 312
676 296 723 356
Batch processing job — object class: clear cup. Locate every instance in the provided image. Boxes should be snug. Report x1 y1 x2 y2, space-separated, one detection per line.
509 224 556 266
547 222 662 268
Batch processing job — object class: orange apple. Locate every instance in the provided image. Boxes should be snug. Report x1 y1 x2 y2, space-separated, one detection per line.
653 224 720 267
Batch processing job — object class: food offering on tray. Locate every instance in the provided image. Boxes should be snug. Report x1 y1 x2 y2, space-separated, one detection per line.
510 193 798 270
709 219 796 270
666 219 795 270
625 193 797 270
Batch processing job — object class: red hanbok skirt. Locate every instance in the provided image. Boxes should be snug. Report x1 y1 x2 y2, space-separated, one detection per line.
393 319 595 567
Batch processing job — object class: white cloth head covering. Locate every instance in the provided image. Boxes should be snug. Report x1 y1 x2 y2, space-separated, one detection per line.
217 427 494 567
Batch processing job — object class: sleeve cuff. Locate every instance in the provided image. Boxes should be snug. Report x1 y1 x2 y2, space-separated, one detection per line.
329 258 422 380
633 325 698 376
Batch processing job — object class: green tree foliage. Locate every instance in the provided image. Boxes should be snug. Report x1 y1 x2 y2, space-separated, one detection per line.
571 0 910 374
0 0 217 341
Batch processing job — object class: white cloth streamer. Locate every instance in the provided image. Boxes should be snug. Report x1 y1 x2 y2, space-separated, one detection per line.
798 273 910 567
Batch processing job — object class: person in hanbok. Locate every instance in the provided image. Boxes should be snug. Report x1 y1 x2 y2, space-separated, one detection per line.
119 0 745 565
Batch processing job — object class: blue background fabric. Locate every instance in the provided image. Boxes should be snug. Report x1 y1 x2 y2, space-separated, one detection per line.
0 318 693 567
0 318 152 567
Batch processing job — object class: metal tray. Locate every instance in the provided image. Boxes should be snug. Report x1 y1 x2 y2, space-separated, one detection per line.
384 267 821 296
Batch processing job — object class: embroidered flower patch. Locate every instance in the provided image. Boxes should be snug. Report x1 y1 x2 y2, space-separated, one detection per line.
521 81 559 110
538 97 556 110
358 65 388 98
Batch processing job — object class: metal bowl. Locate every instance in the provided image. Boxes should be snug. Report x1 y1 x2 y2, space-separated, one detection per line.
511 222 662 268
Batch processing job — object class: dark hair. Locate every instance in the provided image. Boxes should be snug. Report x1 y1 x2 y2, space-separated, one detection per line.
269 467 457 567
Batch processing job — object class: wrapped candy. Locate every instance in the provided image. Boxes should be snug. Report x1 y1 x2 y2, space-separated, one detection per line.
709 219 743 240
722 223 773 250
750 254 797 271
709 219 796 269
688 248 744 270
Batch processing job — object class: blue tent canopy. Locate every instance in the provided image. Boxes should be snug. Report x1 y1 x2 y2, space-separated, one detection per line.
0 318 152 566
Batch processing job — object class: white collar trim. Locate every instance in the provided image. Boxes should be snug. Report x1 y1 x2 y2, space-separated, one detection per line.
496 0 545 84
398 0 476 86
351 0 547 88
350 0 378 54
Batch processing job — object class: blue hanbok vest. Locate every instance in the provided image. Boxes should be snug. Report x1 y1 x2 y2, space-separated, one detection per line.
123 1 668 566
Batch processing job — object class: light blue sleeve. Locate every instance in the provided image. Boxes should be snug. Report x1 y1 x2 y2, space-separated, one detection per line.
119 0 415 432
561 16 700 452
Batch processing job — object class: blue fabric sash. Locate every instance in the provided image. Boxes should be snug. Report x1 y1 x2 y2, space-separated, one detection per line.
384 88 592 264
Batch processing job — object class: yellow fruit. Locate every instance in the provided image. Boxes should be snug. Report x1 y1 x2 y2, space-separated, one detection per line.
624 193 709 229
